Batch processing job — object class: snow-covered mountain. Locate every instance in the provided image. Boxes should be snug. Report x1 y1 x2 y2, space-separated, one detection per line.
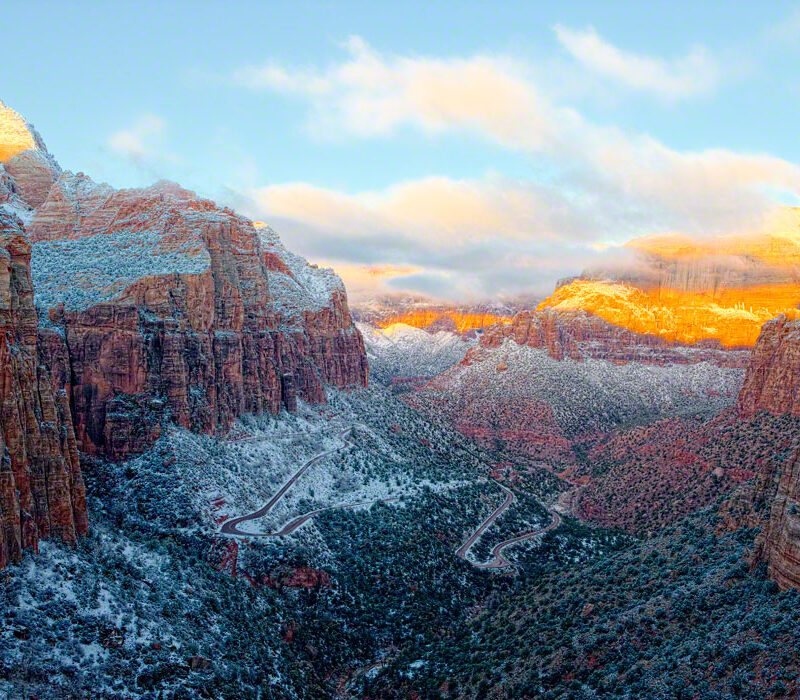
358 321 475 385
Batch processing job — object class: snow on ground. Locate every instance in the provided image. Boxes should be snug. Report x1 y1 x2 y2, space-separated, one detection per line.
257 224 345 315
0 519 302 699
31 226 210 313
359 321 475 383
416 339 745 437
111 385 488 542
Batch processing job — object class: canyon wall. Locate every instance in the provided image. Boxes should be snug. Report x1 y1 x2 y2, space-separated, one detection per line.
733 315 800 589
0 98 368 463
28 175 368 460
539 278 800 348
541 218 800 348
749 446 800 590
0 99 368 569
0 210 87 568
737 315 800 417
476 308 748 368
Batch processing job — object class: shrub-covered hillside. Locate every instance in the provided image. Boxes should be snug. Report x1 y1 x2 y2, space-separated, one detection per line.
364 505 800 699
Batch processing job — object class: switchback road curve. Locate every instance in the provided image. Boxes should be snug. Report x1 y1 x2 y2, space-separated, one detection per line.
455 482 561 569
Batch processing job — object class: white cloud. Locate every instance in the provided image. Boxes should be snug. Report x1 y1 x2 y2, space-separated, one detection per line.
554 25 719 99
228 37 800 300
237 175 654 301
250 176 550 244
229 37 796 230
763 7 800 45
232 36 554 149
108 114 167 161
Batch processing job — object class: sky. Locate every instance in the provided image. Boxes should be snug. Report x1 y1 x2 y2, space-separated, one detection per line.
5 1 800 302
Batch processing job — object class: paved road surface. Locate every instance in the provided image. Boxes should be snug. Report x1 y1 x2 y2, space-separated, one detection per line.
220 428 354 536
455 481 561 569
221 426 562 567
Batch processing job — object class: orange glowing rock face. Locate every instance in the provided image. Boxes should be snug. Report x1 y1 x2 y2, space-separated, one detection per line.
538 208 800 347
0 101 38 163
629 208 800 267
376 310 513 333
538 279 800 347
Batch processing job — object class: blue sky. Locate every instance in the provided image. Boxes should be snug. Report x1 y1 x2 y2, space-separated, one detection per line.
5 1 800 300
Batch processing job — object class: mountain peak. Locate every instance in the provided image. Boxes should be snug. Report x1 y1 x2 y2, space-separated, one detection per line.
0 100 46 163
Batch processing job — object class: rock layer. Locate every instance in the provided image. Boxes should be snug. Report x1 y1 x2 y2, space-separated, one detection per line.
477 308 748 368
750 446 800 590
737 315 800 417
0 99 368 572
732 314 800 589
29 175 368 458
0 211 87 568
539 278 800 349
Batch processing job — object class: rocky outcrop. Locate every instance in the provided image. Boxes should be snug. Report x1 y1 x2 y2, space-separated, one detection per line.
353 296 525 335
737 315 800 417
539 278 800 349
27 175 368 458
373 309 512 334
0 210 87 568
542 216 800 348
477 308 748 368
3 151 59 210
729 315 800 589
0 98 368 570
0 98 367 463
750 446 800 590
0 100 60 215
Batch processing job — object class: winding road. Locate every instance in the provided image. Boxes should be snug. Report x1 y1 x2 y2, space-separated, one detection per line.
220 428 356 537
220 425 564 569
455 482 562 569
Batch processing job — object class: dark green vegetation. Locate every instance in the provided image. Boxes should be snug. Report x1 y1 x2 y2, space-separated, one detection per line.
364 507 800 699
3 383 794 700
0 511 326 699
0 386 599 699
575 410 800 535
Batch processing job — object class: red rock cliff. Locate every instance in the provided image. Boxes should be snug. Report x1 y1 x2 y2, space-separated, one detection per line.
0 210 87 568
749 446 800 590
2 98 367 464
28 175 368 459
737 315 800 417
733 314 800 589
477 308 747 368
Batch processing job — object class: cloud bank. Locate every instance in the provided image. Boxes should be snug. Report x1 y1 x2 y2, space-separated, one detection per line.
108 114 167 162
231 36 800 302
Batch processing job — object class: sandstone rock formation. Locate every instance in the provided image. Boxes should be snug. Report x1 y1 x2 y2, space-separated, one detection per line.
0 99 367 462
540 214 800 348
539 278 800 348
0 210 87 568
0 100 60 215
727 314 800 589
476 308 748 368
26 176 368 459
737 315 800 417
749 445 800 590
0 99 368 570
353 295 523 335
373 309 513 334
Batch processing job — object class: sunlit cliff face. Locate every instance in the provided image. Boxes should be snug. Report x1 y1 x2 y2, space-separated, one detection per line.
0 101 37 162
539 279 800 347
539 209 800 347
375 310 513 333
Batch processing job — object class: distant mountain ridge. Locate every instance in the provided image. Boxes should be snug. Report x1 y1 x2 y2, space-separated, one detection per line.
539 215 800 347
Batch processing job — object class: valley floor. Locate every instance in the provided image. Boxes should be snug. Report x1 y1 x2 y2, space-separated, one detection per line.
3 383 795 699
